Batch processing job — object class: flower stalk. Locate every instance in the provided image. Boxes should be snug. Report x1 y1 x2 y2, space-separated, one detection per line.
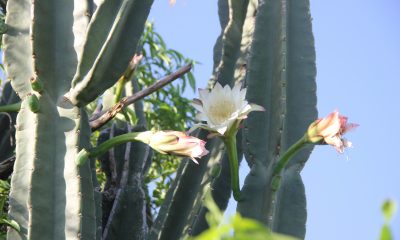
0 102 21 113
76 131 147 165
223 132 242 201
273 135 308 177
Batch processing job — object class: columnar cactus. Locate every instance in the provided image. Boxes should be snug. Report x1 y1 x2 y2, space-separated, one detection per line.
237 0 317 238
3 0 153 239
150 0 316 239
0 0 317 239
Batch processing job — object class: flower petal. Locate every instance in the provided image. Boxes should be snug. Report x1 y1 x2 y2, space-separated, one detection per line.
232 82 242 96
250 103 265 112
316 111 341 137
216 125 228 135
188 123 215 134
239 103 265 118
342 138 353 148
196 112 208 121
343 123 360 134
199 88 210 100
239 88 247 101
214 82 224 92
191 101 204 112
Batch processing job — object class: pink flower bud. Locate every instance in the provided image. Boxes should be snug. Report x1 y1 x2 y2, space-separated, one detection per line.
307 111 358 153
148 131 209 164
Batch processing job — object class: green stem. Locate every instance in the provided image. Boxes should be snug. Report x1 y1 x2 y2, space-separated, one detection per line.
114 76 126 104
223 134 242 201
0 102 21 112
272 135 308 186
114 55 141 103
76 131 152 166
90 131 150 158
126 107 137 124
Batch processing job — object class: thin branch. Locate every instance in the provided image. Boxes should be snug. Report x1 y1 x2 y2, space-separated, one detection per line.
90 63 193 131
89 103 103 121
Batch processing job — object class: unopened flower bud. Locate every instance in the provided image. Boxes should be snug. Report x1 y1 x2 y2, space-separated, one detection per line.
138 131 209 164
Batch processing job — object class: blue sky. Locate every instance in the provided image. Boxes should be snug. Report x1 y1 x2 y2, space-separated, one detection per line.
149 1 400 239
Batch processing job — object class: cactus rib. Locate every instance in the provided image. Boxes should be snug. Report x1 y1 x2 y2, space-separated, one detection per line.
237 0 317 238
3 0 34 99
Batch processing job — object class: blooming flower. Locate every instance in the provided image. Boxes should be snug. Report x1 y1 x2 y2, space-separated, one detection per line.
191 82 264 136
306 111 358 153
139 130 209 164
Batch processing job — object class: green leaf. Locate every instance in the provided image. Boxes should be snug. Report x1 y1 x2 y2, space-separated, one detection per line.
0 219 20 232
379 225 393 240
159 53 172 66
231 215 299 240
0 196 5 216
193 225 231 240
382 199 397 222
188 72 196 92
203 191 223 227
189 213 299 240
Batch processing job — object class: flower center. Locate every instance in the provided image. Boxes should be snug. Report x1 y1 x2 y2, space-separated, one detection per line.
207 99 236 125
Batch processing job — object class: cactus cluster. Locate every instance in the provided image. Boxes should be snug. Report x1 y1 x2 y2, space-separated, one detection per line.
0 0 317 239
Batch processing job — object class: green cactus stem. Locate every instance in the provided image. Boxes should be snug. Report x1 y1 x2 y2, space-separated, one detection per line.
222 132 242 201
0 102 21 113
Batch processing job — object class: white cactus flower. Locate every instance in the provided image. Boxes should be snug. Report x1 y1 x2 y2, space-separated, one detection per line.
191 82 264 136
